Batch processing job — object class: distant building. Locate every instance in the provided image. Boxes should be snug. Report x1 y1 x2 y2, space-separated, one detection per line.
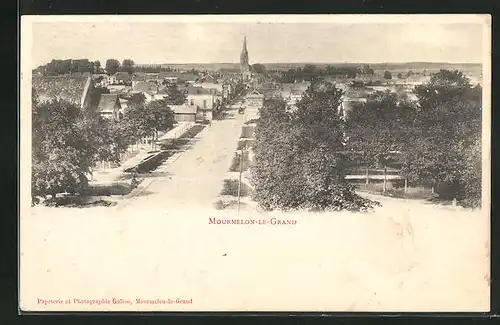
197 73 217 84
245 89 264 107
132 81 158 102
196 82 223 94
97 94 122 120
179 73 199 85
109 72 132 85
222 82 233 100
159 71 182 83
151 88 170 101
131 74 148 87
92 74 109 87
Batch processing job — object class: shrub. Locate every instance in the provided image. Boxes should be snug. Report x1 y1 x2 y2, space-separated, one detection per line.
458 136 482 208
244 118 259 125
236 139 255 150
229 152 251 172
221 179 250 197
240 125 255 138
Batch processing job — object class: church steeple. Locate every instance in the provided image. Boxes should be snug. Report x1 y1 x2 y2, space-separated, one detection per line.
240 36 250 80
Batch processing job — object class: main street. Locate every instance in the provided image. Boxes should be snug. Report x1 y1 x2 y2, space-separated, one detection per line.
116 107 245 211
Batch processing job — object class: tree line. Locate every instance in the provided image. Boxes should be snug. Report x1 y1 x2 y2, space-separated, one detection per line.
34 58 207 76
33 59 103 76
275 64 374 83
31 84 186 201
252 69 482 210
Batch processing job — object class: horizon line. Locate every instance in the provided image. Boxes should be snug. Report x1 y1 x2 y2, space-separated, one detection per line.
133 61 482 65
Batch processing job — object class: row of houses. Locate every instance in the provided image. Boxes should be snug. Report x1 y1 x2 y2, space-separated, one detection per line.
243 82 311 108
32 72 239 123
93 71 226 88
243 77 424 118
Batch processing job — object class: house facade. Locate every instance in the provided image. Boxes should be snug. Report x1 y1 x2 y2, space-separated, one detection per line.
186 86 215 120
222 82 233 100
170 104 197 123
245 89 264 107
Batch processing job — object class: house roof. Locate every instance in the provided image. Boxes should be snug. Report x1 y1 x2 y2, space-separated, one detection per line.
159 71 182 79
197 83 223 92
32 75 92 107
179 73 199 82
197 74 217 83
92 74 108 79
132 74 147 82
132 81 158 94
98 94 121 113
157 88 168 94
171 104 197 115
185 86 212 95
246 89 265 99
281 82 310 93
207 88 222 96
113 72 133 81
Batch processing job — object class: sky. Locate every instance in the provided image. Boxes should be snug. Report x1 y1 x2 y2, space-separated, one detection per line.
29 19 485 67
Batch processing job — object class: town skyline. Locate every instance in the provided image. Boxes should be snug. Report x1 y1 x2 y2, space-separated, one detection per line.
31 21 484 68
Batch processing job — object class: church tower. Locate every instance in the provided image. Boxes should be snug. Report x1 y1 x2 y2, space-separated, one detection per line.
240 36 251 81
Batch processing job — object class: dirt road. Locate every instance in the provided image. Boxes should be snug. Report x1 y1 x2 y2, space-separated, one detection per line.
117 111 245 210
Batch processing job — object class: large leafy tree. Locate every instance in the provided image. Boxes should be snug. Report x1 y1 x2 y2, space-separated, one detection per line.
164 84 187 105
121 59 135 74
105 59 121 75
32 97 93 198
405 70 482 205
144 99 176 143
32 87 139 199
251 81 376 211
251 63 266 74
121 93 150 144
344 90 417 169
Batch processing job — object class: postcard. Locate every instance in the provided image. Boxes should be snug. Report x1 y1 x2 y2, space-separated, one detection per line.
20 14 491 312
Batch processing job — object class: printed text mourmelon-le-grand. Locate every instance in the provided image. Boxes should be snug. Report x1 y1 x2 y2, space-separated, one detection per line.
209 217 297 225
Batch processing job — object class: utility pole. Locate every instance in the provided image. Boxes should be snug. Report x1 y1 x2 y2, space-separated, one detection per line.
383 165 387 193
237 144 246 217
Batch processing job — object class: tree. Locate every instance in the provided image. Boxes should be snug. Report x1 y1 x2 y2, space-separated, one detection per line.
164 84 187 105
32 98 93 198
397 72 403 79
93 60 102 73
345 90 416 170
105 59 121 75
121 59 135 74
121 93 150 144
251 81 376 211
251 63 266 74
89 87 110 109
383 70 392 79
144 99 176 146
405 70 482 206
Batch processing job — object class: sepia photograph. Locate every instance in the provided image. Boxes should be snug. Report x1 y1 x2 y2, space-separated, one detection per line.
20 14 490 312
